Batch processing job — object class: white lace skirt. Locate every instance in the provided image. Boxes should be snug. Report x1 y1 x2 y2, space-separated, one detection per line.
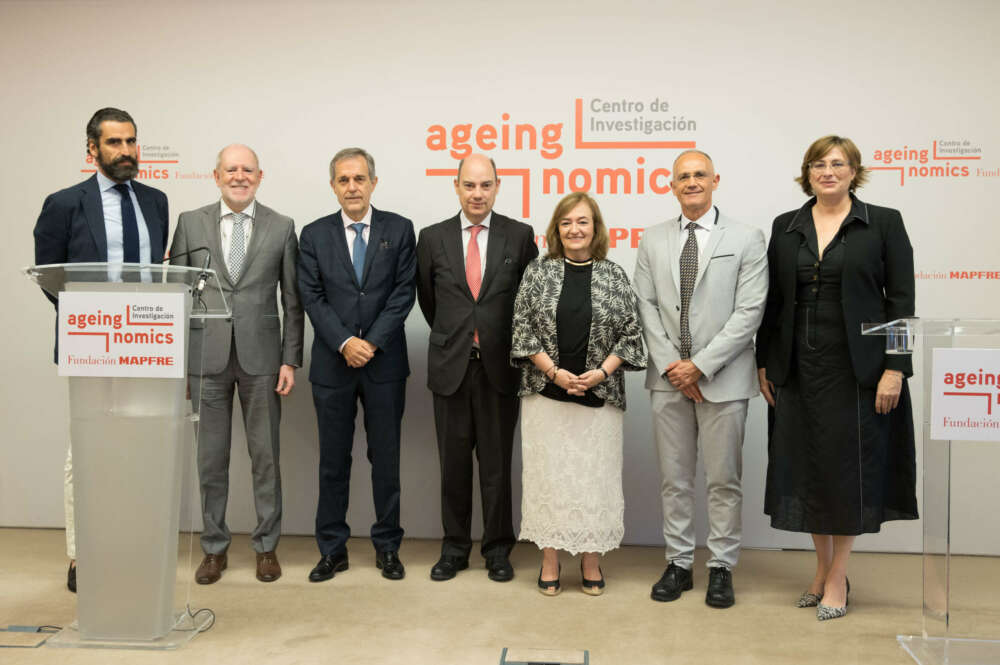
518 393 625 555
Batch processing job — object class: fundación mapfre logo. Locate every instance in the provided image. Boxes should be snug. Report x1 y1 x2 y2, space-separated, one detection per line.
930 348 1000 442
58 291 186 378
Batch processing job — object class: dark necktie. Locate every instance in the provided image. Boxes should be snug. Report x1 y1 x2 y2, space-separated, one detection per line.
351 222 367 283
113 183 140 263
679 223 698 359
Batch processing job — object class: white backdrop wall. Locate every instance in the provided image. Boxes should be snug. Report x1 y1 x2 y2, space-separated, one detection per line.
3 0 999 556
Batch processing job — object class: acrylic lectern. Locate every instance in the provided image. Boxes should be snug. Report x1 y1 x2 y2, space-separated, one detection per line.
24 262 229 650
863 318 1000 665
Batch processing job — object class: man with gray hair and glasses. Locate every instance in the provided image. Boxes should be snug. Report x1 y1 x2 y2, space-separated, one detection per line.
633 149 767 608
298 147 417 583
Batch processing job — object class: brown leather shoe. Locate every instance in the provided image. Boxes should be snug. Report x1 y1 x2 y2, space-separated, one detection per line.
195 553 227 584
256 551 281 582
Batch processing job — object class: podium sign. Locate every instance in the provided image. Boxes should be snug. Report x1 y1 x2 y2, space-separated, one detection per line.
58 291 185 378
929 348 1000 442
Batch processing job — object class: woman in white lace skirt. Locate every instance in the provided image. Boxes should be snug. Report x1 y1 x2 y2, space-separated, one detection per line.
510 192 646 596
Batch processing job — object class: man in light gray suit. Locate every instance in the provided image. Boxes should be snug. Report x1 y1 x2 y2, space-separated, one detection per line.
170 144 303 584
633 150 767 608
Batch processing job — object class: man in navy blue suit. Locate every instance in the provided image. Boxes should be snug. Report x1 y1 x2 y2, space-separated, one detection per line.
33 107 169 592
298 147 416 582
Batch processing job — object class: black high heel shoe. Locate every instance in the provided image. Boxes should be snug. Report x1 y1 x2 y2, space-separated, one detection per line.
580 562 605 596
537 563 561 596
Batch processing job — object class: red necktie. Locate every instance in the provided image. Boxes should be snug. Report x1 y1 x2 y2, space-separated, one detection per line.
466 225 483 343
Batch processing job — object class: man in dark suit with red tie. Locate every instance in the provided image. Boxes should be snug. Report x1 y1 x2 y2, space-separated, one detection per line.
298 147 416 582
33 107 169 592
416 154 538 582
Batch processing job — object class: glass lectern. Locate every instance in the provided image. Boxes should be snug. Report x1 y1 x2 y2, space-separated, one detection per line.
24 262 229 650
863 318 1000 665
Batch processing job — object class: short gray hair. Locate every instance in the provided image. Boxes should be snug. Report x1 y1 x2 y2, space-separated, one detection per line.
330 147 376 181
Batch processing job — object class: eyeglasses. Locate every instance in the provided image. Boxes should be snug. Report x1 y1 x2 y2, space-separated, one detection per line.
809 161 852 173
675 171 711 183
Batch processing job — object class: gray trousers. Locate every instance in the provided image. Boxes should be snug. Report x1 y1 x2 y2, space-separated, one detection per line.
651 390 747 570
191 346 282 555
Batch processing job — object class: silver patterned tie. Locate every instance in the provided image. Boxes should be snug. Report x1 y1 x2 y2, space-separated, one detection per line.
228 212 247 282
679 222 698 359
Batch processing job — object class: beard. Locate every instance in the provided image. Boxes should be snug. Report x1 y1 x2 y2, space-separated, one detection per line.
97 151 138 181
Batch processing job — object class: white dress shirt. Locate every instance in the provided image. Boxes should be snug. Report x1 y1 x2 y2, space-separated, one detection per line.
96 170 152 264
220 199 256 269
677 205 717 262
338 205 374 352
461 210 491 281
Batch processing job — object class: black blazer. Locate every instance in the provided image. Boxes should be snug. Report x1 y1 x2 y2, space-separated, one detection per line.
756 195 914 389
298 206 417 388
33 174 169 269
416 212 538 396
33 174 169 360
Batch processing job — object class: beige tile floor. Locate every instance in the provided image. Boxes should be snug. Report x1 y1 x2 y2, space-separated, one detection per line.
1 528 996 665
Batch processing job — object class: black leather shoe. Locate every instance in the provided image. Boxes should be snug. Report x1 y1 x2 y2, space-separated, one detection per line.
485 555 514 582
376 551 405 580
706 567 735 608
309 552 349 582
430 554 469 581
651 562 692 602
67 562 77 593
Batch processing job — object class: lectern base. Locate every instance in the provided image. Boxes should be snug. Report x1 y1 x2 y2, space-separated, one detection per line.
500 647 588 664
46 610 213 651
898 635 1000 665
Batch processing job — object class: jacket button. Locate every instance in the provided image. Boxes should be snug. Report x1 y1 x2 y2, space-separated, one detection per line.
813 262 819 268
360 291 365 296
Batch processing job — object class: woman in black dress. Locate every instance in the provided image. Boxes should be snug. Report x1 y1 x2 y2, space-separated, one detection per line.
756 136 917 620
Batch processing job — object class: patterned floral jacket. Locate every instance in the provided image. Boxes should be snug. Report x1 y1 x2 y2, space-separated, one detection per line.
510 256 646 410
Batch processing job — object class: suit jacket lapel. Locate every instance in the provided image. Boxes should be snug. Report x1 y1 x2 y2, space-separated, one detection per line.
695 222 726 291
442 215 473 300
239 204 271 283
361 207 384 286
81 175 108 261
133 186 163 261
478 216 506 299
667 218 681 297
328 211 357 286
205 205 231 287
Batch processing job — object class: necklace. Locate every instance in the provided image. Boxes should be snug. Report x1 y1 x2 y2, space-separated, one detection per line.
564 257 594 266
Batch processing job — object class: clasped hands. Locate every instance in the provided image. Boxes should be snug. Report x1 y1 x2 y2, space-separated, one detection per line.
342 336 378 368
666 359 704 403
551 368 606 396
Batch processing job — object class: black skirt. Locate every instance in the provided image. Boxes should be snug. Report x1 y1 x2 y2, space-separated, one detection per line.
764 229 918 535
